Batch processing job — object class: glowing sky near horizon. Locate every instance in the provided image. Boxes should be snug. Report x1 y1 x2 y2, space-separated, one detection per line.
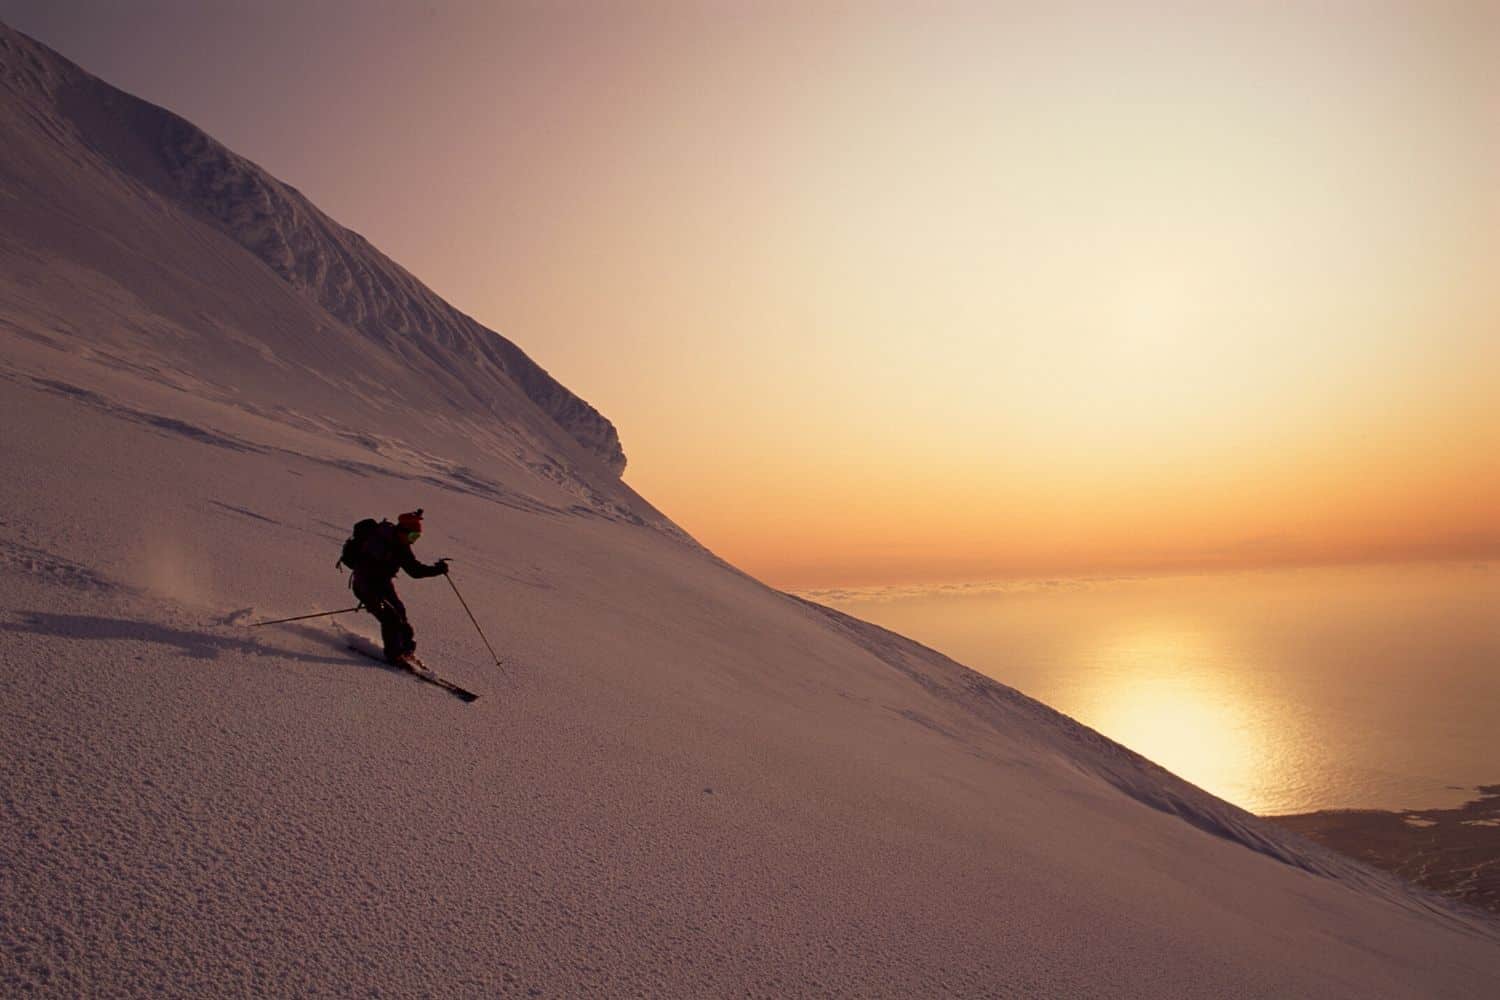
4 1 1496 588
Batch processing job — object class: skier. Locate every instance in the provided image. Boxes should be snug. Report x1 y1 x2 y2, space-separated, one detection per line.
338 509 448 664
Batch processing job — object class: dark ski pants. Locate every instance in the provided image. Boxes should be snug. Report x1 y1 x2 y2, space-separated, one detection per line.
352 575 416 661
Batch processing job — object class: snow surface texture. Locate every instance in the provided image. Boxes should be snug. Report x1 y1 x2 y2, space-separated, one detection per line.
0 18 627 484
2 20 1498 999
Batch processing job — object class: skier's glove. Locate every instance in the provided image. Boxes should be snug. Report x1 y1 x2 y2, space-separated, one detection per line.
435 559 450 575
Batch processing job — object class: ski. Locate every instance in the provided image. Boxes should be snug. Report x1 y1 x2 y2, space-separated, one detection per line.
347 643 479 703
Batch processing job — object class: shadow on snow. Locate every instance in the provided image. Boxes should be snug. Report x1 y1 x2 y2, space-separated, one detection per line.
10 610 361 667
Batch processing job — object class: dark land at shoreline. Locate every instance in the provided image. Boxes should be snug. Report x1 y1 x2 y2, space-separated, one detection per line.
1268 786 1500 917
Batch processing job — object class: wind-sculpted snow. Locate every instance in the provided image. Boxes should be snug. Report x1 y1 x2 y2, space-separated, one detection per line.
151 121 625 475
0 19 625 477
3 18 1500 1000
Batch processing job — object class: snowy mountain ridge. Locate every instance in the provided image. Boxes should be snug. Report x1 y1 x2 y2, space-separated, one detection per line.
0 18 627 488
3 18 1499 998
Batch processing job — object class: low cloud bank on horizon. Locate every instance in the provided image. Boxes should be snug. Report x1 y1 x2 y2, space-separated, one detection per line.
796 575 1136 605
796 560 1499 605
6 3 1494 587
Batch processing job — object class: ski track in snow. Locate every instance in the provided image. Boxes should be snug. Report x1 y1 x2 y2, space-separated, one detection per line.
2 18 1499 999
4 332 1498 1000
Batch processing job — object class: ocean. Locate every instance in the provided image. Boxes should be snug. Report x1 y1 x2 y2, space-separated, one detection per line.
814 562 1499 815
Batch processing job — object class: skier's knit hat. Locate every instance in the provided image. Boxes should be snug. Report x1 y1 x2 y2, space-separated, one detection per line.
397 509 423 536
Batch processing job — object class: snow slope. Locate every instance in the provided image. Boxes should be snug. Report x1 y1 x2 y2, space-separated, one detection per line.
0 18 642 521
2 20 1498 999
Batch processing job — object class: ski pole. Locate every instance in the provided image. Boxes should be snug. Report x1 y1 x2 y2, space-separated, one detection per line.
445 574 504 671
248 605 362 628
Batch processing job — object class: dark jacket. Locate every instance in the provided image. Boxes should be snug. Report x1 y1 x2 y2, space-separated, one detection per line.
348 521 444 582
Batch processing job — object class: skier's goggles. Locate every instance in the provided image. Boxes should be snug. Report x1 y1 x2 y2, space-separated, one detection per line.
404 529 421 542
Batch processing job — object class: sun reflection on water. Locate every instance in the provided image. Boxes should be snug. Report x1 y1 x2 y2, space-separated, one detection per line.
824 564 1500 814
1061 627 1281 814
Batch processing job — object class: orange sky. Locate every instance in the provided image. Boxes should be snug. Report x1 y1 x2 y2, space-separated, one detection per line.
6 1 1498 588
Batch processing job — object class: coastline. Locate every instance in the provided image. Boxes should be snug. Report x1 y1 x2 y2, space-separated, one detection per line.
1266 785 1500 917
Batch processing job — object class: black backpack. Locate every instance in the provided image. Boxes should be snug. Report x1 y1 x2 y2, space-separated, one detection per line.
336 518 383 572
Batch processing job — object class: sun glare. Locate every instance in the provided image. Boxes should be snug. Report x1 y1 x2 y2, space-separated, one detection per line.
1068 627 1274 812
1109 269 1198 355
